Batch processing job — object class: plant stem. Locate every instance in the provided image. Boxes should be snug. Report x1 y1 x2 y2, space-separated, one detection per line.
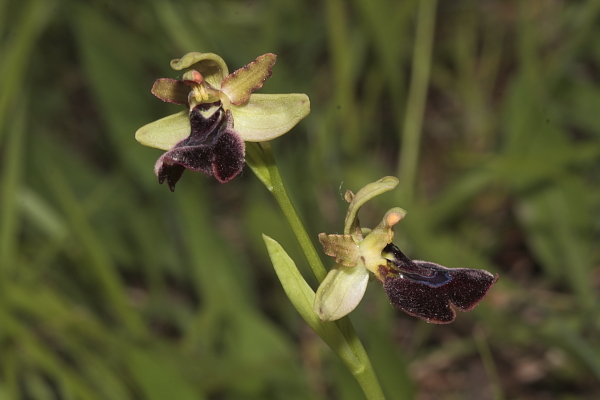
250 142 328 283
397 0 438 202
335 318 386 400
247 142 386 400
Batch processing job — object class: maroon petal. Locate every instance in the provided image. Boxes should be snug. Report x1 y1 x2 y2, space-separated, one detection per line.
211 110 245 182
151 78 190 105
154 144 214 191
380 244 498 324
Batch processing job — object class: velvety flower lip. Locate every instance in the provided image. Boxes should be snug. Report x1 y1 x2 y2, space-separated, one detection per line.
135 52 310 190
379 243 499 324
154 101 245 191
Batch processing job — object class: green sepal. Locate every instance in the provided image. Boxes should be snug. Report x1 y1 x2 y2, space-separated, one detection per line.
313 264 370 322
344 176 399 235
230 93 310 142
135 110 190 151
170 52 229 89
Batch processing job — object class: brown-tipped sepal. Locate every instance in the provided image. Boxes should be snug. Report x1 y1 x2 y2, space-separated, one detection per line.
151 78 191 105
318 233 360 267
221 54 277 105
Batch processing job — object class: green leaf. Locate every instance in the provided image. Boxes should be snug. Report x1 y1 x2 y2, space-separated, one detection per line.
262 234 362 370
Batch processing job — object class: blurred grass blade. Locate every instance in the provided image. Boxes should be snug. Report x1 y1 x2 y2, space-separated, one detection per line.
42 163 146 337
18 186 67 239
0 103 26 276
128 349 205 400
554 319 600 380
474 327 505 400
397 0 437 201
0 0 53 143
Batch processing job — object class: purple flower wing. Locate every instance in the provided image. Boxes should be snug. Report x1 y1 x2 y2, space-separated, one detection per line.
382 244 498 324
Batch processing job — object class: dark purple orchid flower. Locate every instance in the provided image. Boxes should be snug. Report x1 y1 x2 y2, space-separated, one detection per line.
135 52 310 191
314 176 498 323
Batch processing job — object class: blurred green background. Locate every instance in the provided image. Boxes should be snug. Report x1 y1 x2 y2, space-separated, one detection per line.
1 0 600 399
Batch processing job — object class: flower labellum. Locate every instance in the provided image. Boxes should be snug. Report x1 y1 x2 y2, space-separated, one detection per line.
135 52 310 191
379 243 499 324
154 102 244 191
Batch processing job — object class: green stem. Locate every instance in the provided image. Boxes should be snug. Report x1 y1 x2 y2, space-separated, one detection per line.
246 142 386 400
397 0 438 202
335 318 386 400
474 327 505 400
248 142 327 283
0 100 26 295
246 142 385 400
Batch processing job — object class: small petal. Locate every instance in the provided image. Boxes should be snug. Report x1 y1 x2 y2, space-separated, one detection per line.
181 70 203 84
170 52 229 89
221 54 277 105
313 264 370 322
151 78 190 105
318 233 360 267
135 111 190 151
230 93 310 141
359 207 406 275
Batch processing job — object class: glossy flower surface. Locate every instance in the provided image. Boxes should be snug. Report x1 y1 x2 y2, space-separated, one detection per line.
314 177 498 323
136 52 310 190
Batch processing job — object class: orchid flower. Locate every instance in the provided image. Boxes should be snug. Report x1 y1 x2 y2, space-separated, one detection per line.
135 52 309 191
314 177 498 323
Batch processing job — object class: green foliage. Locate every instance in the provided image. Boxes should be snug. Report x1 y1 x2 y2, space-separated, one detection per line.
1 0 599 399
